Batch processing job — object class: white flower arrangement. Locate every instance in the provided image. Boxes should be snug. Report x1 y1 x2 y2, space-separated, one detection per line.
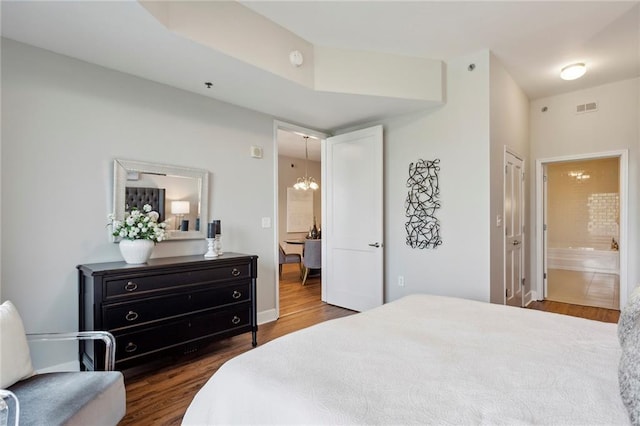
108 204 168 242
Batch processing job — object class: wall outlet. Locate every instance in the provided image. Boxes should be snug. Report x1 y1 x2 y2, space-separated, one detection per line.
398 276 405 287
261 217 271 228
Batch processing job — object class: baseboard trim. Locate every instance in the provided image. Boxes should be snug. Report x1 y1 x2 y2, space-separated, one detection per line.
257 308 278 325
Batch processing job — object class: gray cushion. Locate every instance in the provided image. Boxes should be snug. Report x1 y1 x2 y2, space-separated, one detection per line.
8 371 125 426
619 286 640 346
620 344 640 425
618 286 640 425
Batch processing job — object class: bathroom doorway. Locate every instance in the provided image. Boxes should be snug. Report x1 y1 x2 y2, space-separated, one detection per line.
543 156 621 310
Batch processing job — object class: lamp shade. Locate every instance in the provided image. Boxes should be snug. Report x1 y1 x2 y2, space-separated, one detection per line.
171 201 190 215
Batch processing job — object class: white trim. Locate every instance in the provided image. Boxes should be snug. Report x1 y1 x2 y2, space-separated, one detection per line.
321 137 327 303
535 149 628 307
273 120 328 141
542 167 548 299
272 120 329 319
257 308 278 325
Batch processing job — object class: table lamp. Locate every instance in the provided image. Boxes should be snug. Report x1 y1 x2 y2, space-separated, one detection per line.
171 201 190 230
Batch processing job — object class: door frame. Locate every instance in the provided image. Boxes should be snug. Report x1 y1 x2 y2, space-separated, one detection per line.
503 147 525 306
272 120 328 319
534 149 628 307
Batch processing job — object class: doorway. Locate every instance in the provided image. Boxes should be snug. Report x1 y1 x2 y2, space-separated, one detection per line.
536 150 628 310
274 122 326 317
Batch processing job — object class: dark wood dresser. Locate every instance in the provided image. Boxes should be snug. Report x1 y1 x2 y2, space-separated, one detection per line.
77 253 258 371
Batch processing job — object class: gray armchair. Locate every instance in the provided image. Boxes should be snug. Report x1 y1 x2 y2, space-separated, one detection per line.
302 239 322 285
0 301 125 426
279 244 302 278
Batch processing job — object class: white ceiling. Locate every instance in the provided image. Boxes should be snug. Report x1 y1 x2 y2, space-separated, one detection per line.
2 1 639 160
244 1 640 100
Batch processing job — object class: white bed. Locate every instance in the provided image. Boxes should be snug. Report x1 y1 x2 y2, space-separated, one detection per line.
183 294 630 425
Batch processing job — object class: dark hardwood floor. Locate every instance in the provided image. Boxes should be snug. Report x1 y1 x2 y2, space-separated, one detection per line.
527 299 620 323
120 269 619 425
279 263 322 316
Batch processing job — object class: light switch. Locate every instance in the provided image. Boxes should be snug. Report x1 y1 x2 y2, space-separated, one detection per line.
261 217 271 228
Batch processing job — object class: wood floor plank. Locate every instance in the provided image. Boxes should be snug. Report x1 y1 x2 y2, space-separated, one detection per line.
121 282 619 425
527 299 619 323
279 263 322 316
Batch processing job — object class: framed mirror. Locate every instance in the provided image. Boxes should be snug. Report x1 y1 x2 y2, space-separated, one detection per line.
113 159 209 241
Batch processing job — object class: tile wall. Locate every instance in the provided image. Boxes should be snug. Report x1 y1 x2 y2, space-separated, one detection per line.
547 158 620 249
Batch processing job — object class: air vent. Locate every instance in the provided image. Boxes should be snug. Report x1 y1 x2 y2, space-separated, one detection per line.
576 101 598 114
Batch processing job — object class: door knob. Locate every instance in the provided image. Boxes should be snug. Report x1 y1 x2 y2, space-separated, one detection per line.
368 242 381 248
513 240 520 246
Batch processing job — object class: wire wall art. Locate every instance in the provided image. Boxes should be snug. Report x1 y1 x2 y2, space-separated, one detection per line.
405 158 442 249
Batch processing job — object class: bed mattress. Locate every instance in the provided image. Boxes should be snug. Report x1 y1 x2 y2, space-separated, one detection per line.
183 294 628 425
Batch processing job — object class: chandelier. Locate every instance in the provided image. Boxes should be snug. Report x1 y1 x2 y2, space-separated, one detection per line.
294 136 319 190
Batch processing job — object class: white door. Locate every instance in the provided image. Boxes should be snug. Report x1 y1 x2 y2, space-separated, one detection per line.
505 151 525 307
324 125 383 312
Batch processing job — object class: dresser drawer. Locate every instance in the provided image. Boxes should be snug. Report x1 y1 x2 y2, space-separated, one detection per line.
188 303 252 340
190 283 250 311
115 320 188 362
104 263 251 299
104 282 251 330
114 304 251 363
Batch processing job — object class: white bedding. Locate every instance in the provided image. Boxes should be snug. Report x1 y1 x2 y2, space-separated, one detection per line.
183 294 628 425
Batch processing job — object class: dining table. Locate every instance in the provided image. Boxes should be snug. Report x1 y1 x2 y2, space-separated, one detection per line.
284 239 306 245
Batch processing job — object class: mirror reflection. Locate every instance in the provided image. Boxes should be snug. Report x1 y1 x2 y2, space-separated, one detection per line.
113 159 209 241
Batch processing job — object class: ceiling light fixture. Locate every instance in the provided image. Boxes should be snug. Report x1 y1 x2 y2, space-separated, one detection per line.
560 63 586 80
293 136 318 191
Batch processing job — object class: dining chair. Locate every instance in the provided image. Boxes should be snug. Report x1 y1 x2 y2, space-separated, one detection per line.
279 244 302 278
301 239 321 285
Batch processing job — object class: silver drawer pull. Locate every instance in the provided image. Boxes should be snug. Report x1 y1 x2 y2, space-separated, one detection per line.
231 316 241 325
231 268 241 277
125 311 139 321
124 281 138 292
232 290 242 299
125 342 138 353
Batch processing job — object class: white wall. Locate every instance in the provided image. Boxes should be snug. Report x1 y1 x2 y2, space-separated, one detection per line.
489 54 531 304
530 77 640 301
377 51 492 303
1 39 277 369
277 154 321 256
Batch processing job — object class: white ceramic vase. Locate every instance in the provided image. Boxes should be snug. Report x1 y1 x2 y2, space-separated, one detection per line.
119 239 155 264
